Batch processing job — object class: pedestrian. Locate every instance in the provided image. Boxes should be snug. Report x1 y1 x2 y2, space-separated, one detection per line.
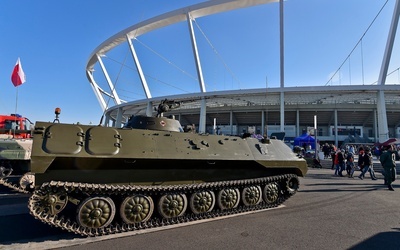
357 146 365 171
333 150 338 174
358 147 377 180
322 143 330 159
331 150 336 170
379 145 397 191
346 151 355 177
339 149 346 176
334 150 345 177
349 145 355 155
374 146 381 160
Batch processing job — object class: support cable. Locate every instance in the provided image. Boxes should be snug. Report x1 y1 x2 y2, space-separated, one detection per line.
361 39 365 85
349 56 352 85
134 38 198 81
325 0 389 86
103 53 191 94
371 66 400 84
98 52 129 125
192 18 243 89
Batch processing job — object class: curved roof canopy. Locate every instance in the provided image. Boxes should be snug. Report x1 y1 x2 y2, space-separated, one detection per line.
86 0 277 70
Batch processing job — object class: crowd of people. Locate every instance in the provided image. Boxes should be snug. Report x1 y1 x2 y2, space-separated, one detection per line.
319 143 397 191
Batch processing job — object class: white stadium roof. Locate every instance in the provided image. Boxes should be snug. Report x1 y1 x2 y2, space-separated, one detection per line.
85 0 400 142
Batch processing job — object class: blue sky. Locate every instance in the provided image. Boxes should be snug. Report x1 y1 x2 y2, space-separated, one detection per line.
1 0 399 125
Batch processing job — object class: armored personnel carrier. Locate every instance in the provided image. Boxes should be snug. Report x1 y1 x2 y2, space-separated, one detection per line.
0 138 34 193
0 137 35 191
28 100 307 236
0 113 35 193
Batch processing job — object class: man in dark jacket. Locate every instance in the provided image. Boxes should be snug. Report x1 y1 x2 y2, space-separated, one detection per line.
357 146 365 171
380 145 397 191
358 147 377 180
338 150 345 177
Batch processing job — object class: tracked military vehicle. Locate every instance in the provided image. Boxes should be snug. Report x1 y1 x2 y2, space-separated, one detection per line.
28 100 307 236
0 113 35 193
0 138 34 193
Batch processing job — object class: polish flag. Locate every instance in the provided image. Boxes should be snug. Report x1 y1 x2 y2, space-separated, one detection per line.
11 58 26 87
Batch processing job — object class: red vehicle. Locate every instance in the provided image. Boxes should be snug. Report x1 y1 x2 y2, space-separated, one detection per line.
0 114 33 139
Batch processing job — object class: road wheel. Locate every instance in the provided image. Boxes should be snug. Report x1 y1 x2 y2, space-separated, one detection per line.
217 188 240 210
120 195 154 223
263 183 279 204
158 193 187 218
190 190 215 214
77 196 116 228
242 185 262 206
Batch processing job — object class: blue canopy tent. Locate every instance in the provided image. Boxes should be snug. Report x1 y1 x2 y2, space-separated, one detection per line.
294 133 316 149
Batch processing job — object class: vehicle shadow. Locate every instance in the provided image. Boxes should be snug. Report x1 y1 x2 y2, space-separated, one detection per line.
349 229 400 250
0 213 80 245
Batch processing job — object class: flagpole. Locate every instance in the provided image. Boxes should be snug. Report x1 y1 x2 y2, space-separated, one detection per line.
14 86 19 138
11 57 26 138
15 86 19 113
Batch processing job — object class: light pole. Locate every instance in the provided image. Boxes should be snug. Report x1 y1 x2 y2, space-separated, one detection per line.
213 118 216 135
314 115 318 159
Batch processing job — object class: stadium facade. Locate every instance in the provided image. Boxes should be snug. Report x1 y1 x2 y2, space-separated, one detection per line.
85 0 400 147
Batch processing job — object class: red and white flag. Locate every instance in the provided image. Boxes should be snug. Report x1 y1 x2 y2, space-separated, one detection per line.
11 57 26 87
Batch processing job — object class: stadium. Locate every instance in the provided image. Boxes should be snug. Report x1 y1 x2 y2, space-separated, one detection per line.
85 0 400 147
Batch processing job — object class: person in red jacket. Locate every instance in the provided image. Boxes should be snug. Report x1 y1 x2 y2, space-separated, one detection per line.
334 150 345 177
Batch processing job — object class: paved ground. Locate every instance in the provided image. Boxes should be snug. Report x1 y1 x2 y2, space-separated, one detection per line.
1 168 400 250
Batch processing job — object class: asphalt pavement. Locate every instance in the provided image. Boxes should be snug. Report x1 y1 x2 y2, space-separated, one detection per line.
1 168 400 250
